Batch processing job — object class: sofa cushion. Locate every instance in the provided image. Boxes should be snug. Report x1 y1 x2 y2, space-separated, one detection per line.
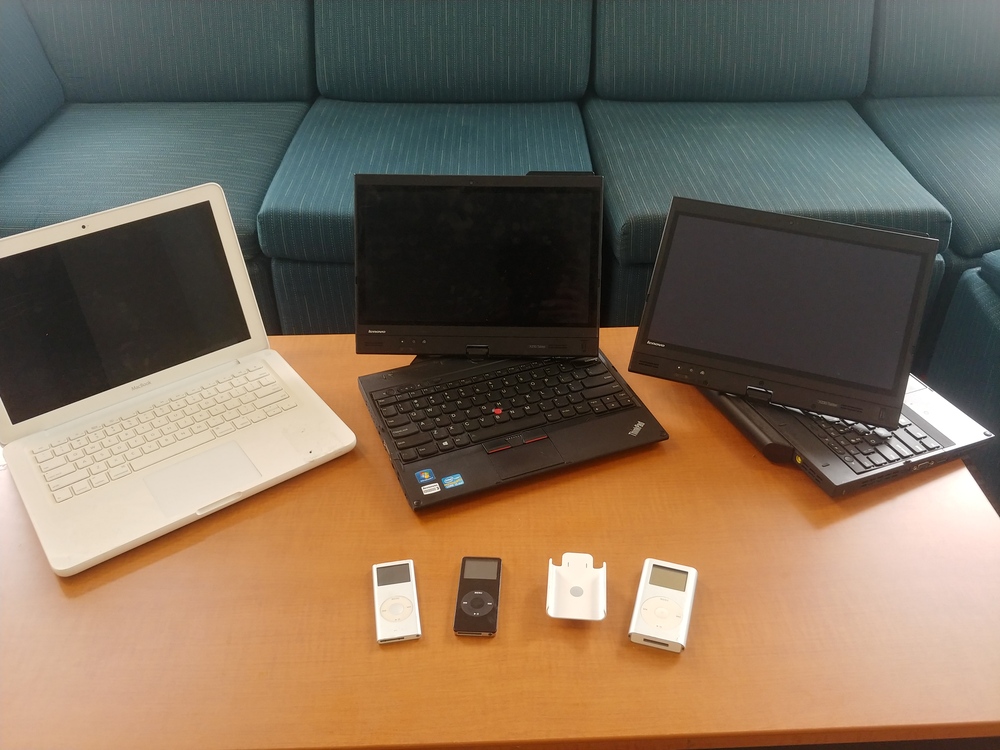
21 0 315 102
867 0 1000 98
315 0 591 103
0 102 308 250
259 99 593 266
0 0 64 162
0 102 308 333
592 0 873 102
271 260 356 336
980 249 1000 297
858 97 1000 261
928 260 1000 502
583 98 952 325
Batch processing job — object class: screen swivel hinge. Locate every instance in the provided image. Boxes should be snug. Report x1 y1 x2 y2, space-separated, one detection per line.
745 386 774 403
466 345 490 358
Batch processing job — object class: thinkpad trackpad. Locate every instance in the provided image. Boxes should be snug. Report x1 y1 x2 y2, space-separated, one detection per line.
487 438 564 480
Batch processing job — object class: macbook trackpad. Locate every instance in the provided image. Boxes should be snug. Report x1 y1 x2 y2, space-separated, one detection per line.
145 441 261 518
488 439 564 480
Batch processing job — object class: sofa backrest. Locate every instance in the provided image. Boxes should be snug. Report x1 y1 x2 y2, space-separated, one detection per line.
315 0 592 103
867 0 1000 98
0 0 64 162
592 0 874 102
20 0 316 103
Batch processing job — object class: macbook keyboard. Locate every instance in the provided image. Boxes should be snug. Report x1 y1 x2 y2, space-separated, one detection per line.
369 356 638 463
31 363 296 502
801 410 942 474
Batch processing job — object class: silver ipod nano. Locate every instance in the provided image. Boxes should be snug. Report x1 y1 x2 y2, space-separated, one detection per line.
372 559 422 644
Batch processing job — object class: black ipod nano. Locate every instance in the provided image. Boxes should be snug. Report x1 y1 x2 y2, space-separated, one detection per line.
453 557 502 636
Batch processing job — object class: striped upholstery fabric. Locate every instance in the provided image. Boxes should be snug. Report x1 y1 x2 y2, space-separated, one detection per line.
867 0 1000 98
592 0 873 102
271 261 357 339
584 98 951 325
0 102 309 332
315 0 590 103
20 0 315 102
259 99 593 333
260 101 592 264
858 97 1000 261
928 253 1000 503
0 0 64 162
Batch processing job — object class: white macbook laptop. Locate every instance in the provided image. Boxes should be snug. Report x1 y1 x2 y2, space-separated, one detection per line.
0 184 356 576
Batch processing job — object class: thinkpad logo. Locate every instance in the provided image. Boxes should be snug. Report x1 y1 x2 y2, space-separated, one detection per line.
628 420 645 437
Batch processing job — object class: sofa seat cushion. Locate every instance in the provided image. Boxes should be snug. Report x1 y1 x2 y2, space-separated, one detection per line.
0 101 309 333
980 248 1000 296
583 98 951 325
258 99 592 334
858 97 1000 261
0 101 308 251
259 98 592 266
928 253 1000 503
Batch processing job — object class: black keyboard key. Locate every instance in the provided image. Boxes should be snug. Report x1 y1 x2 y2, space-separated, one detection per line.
875 443 903 462
390 423 420 439
886 436 914 458
582 382 623 400
395 432 433 450
895 431 927 455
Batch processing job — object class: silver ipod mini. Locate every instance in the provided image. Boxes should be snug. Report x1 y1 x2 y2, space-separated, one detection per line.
372 559 422 644
628 557 697 652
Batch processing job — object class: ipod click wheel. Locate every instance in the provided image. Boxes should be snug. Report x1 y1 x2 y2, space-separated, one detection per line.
373 559 422 643
627 557 697 652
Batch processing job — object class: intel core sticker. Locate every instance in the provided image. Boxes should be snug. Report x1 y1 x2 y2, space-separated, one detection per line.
442 474 465 490
415 469 435 483
421 483 441 495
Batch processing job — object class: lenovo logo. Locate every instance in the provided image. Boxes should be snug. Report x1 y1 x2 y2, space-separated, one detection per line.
367 329 386 334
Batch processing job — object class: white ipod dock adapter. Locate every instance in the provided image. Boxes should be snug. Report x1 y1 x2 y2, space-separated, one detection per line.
628 557 697 652
546 552 607 620
372 559 422 644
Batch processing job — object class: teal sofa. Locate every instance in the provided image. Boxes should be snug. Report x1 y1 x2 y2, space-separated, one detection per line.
0 0 317 334
256 0 594 334
583 0 950 331
1 0 997 501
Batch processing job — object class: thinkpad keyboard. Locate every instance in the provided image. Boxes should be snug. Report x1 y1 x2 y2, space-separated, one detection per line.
800 410 942 474
369 356 637 463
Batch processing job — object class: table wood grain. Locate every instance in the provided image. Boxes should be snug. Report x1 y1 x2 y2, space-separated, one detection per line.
2 329 998 750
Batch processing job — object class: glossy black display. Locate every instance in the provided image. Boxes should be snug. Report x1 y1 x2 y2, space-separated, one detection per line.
630 198 938 427
0 201 250 424
354 173 602 358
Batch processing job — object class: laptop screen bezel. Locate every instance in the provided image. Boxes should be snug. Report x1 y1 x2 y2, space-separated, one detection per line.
353 173 603 359
0 183 266 445
629 197 939 428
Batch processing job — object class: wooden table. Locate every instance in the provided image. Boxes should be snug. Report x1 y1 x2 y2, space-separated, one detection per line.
2 329 999 750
